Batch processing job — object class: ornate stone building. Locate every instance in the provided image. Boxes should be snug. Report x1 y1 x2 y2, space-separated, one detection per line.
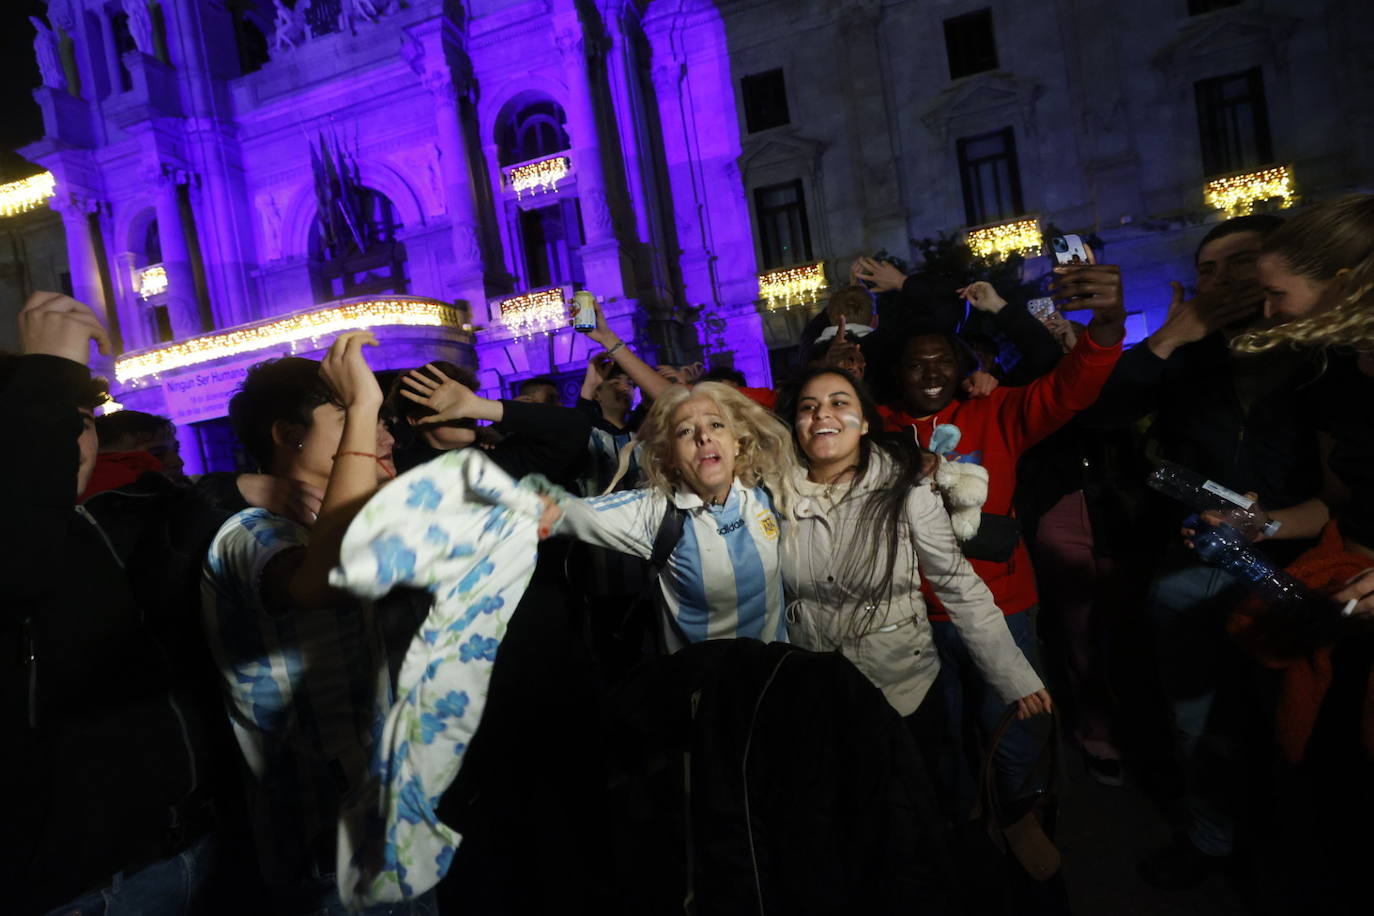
3 0 1370 472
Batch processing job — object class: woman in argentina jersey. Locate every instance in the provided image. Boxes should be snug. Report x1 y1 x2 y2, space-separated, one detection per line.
554 381 797 650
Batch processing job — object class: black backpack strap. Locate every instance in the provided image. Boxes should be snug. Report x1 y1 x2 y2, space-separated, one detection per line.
649 502 687 573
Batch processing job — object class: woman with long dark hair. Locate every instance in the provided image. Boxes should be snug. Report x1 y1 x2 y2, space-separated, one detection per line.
776 367 1050 750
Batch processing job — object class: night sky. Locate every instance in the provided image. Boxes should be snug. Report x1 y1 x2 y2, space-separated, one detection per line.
1 1 56 183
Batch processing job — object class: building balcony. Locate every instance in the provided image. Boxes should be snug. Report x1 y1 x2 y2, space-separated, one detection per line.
486 285 572 340
757 261 827 311
501 153 575 205
1203 165 1295 217
964 216 1043 261
114 295 473 391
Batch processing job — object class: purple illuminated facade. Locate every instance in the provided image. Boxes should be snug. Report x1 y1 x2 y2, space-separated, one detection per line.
19 0 769 473
8 0 1373 474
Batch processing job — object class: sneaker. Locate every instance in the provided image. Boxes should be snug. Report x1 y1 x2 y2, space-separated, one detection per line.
1137 838 1230 890
1083 752 1124 787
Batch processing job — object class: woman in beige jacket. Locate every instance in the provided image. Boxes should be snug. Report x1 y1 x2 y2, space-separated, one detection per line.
777 368 1050 735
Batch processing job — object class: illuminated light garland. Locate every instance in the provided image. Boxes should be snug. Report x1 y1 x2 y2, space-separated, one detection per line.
758 263 826 310
115 297 464 383
496 287 568 337
965 217 1043 261
507 156 570 199
138 264 168 299
1204 165 1294 217
0 171 56 217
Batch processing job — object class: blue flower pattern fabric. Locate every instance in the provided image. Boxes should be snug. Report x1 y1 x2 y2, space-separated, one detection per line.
329 450 548 906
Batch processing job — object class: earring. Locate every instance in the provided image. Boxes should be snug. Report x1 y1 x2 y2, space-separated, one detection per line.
295 442 303 451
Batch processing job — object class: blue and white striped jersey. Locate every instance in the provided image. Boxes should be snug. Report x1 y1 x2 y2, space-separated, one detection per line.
558 480 787 650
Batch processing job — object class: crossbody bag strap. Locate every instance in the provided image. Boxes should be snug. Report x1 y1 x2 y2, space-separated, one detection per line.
974 704 1062 826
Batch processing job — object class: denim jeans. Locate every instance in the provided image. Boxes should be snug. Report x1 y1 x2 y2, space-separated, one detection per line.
931 608 1047 816
44 833 215 916
1148 562 1249 856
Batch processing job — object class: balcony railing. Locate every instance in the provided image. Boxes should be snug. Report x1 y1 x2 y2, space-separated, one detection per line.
115 295 468 384
1203 165 1294 217
491 285 571 338
758 262 827 311
502 154 574 200
965 217 1042 261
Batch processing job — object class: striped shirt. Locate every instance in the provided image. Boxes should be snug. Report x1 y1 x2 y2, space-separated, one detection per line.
558 481 787 649
200 509 391 888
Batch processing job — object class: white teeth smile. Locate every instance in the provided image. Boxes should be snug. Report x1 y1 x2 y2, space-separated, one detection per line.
922 387 943 397
815 427 840 436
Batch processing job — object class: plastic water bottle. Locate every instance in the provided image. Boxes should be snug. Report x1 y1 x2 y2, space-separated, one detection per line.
1184 514 1309 610
1148 462 1281 539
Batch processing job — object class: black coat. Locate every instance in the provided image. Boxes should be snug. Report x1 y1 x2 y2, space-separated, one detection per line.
3 355 215 912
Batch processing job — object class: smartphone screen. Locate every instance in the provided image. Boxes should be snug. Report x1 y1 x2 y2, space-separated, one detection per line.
1027 297 1055 320
1048 234 1092 266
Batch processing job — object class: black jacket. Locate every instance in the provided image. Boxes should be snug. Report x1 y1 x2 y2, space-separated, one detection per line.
394 399 591 490
3 355 214 912
1085 333 1323 563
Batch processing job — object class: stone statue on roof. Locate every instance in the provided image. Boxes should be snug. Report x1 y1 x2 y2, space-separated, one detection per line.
123 0 154 56
29 17 66 91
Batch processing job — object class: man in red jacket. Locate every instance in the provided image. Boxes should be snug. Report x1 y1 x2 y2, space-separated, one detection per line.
880 263 1127 809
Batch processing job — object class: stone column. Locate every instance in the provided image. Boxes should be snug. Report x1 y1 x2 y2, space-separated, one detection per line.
52 193 120 367
554 24 631 300
149 164 202 340
424 69 490 324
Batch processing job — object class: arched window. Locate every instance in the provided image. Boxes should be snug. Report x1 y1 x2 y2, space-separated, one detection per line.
308 186 408 301
496 98 571 166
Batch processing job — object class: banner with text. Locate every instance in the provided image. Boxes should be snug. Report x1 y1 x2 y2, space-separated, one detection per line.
162 354 280 425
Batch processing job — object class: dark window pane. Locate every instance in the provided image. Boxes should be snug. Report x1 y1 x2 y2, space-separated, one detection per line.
944 9 998 80
1195 68 1272 175
154 305 174 342
957 127 1024 226
754 179 813 269
742 69 790 134
1188 0 1242 15
111 12 135 91
497 100 571 166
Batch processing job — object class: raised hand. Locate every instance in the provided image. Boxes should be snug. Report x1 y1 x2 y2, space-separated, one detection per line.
961 369 1000 398
400 363 478 425
955 280 1007 313
569 295 618 348
852 256 906 294
19 291 113 365
1049 263 1126 346
319 331 382 410
824 316 866 377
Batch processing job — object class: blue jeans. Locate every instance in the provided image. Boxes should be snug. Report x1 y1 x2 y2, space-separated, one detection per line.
45 833 215 916
931 608 1047 816
1148 562 1247 856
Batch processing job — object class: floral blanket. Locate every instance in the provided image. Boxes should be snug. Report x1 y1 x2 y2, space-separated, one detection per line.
329 449 547 905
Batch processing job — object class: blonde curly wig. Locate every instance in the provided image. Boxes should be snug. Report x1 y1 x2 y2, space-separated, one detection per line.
632 381 798 509
1233 194 1374 354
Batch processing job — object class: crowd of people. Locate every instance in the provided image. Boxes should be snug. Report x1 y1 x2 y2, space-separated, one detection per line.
5 194 1373 916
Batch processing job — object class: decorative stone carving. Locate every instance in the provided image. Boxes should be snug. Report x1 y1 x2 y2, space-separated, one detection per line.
123 0 154 56
271 0 310 53
338 0 381 35
29 17 65 91
583 188 614 233
453 220 482 266
259 192 284 261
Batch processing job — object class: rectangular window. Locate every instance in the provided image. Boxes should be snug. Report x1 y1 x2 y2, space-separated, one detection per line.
957 127 1024 226
1195 68 1273 176
1188 0 1242 15
753 180 813 270
153 304 174 343
741 69 790 134
944 9 998 80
